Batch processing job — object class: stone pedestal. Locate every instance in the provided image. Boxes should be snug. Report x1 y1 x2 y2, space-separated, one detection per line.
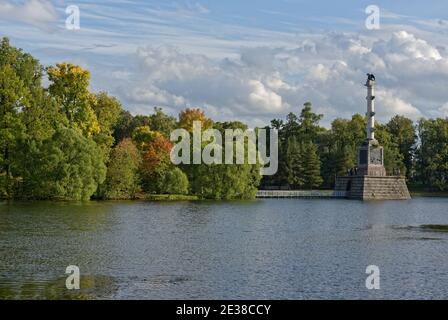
357 140 386 176
334 139 411 200
335 176 411 200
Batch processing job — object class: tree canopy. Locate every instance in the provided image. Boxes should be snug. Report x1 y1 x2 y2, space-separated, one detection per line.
1 37 447 200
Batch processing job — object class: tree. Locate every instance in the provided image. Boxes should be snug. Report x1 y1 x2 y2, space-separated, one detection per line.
103 138 141 199
286 137 305 188
386 115 416 178
113 110 135 143
132 114 151 128
21 88 62 142
132 126 159 151
282 112 300 138
91 92 123 161
178 108 213 132
148 107 176 138
47 63 100 136
301 141 323 189
0 64 28 197
376 124 404 175
112 107 175 143
158 167 189 195
264 102 325 189
184 121 261 199
270 119 283 130
139 133 173 192
0 37 60 198
298 102 324 142
188 163 260 199
0 37 43 91
17 128 106 200
415 118 448 190
319 114 365 187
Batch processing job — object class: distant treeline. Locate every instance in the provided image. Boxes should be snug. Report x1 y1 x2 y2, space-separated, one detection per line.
261 103 448 192
1 38 447 201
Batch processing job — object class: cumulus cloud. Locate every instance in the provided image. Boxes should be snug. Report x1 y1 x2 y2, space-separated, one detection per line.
377 89 422 119
248 80 283 111
439 103 448 118
374 31 442 62
0 0 57 30
118 30 448 126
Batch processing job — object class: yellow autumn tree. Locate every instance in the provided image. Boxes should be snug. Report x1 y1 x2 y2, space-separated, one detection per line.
47 63 100 137
178 108 213 132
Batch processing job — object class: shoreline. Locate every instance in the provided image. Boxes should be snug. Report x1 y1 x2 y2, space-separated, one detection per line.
1 190 448 202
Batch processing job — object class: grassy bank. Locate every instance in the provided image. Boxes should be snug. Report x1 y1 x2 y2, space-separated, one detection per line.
408 183 448 197
410 191 448 198
141 194 200 201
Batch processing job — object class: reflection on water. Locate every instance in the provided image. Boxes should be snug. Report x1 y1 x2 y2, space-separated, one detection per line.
0 275 117 300
1 198 448 299
396 224 448 232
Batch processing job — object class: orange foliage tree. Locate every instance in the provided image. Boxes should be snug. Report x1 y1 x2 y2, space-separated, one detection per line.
141 134 173 180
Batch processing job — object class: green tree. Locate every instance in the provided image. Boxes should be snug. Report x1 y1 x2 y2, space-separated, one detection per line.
0 63 29 197
263 102 325 189
0 37 43 91
103 138 141 199
0 38 62 198
185 121 261 199
301 141 323 189
319 114 365 187
158 167 189 195
113 110 135 143
376 124 404 175
415 118 448 190
91 92 123 160
188 163 260 199
386 115 416 178
298 102 324 142
286 137 305 188
148 107 176 138
17 128 106 200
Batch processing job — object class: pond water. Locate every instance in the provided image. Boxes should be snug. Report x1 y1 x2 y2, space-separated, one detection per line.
1 198 448 299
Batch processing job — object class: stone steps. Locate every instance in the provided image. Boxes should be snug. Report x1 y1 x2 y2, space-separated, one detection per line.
335 176 411 200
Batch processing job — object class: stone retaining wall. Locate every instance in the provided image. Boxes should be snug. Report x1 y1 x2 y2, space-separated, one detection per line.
335 176 411 200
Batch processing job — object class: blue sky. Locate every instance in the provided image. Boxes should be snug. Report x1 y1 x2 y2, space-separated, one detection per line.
1 0 448 126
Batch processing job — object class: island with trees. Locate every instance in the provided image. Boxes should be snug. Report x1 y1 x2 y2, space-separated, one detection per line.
1 38 447 201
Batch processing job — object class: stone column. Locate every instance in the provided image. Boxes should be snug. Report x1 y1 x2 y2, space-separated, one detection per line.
366 75 375 141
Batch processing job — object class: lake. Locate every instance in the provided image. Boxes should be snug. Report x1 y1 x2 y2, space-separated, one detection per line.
1 198 448 299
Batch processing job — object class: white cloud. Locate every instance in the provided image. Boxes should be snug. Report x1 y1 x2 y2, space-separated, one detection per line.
377 89 422 119
110 30 448 127
0 0 57 30
248 80 283 111
439 103 448 118
373 31 442 62
306 64 332 82
125 85 186 107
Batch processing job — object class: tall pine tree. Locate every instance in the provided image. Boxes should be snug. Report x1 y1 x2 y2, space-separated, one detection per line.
301 141 323 189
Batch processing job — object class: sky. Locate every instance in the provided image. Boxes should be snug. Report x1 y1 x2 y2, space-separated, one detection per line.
1 0 448 127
